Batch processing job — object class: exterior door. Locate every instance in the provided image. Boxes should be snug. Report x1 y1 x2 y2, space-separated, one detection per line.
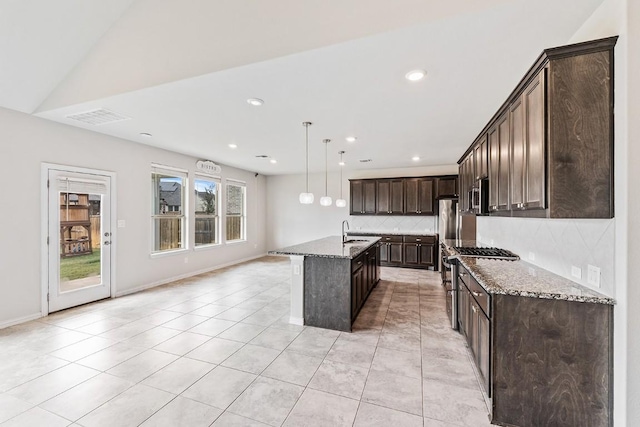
48 168 112 313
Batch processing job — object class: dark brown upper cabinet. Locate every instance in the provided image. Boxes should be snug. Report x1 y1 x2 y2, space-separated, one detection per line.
350 180 376 215
436 175 458 198
459 155 473 213
473 136 488 180
405 177 434 215
511 71 546 211
377 179 404 215
488 112 510 212
463 36 616 219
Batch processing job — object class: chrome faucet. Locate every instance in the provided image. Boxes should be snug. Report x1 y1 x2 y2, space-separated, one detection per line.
342 220 350 243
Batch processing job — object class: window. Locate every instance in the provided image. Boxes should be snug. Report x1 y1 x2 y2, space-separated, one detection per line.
226 181 246 242
194 175 220 247
151 165 187 253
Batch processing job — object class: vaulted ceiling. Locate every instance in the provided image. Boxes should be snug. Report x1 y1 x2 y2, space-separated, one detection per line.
1 0 604 174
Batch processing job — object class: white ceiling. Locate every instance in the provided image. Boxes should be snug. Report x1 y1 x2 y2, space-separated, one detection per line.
2 0 604 174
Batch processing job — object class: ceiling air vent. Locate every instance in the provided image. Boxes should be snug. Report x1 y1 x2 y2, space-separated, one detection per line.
66 108 131 125
359 159 373 163
255 155 269 158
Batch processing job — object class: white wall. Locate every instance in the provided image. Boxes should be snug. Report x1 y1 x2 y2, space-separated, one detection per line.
265 164 458 250
0 107 267 327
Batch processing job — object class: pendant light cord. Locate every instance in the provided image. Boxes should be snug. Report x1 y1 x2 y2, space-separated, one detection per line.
325 142 328 196
305 123 309 193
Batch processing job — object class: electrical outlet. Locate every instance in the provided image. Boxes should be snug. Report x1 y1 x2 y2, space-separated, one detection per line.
117 220 126 228
571 266 582 279
528 252 535 261
490 239 494 246
293 265 301 275
587 265 601 287
254 243 258 249
184 257 188 264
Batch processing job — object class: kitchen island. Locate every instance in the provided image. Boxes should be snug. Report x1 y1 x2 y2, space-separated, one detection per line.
269 236 380 332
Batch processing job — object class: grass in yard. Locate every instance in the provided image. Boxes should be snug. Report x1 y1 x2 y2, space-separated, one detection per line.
60 249 101 281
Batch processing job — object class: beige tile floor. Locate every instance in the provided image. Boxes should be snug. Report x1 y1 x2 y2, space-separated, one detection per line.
0 256 492 427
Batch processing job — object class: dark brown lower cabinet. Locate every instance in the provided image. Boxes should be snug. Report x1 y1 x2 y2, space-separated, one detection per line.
379 235 437 269
351 247 380 322
457 264 613 426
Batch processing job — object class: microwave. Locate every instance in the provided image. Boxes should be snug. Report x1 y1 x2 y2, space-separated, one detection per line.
469 178 489 215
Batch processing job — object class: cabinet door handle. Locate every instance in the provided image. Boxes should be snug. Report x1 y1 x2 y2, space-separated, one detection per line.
472 305 477 313
416 238 421 241
472 291 482 297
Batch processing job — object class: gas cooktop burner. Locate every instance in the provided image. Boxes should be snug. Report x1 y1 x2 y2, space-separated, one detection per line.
453 246 519 260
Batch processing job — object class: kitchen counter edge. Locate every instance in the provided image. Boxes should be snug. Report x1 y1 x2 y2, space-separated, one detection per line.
269 236 381 260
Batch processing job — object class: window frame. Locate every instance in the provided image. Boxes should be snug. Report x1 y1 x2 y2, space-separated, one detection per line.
150 164 188 256
194 174 221 249
225 179 247 243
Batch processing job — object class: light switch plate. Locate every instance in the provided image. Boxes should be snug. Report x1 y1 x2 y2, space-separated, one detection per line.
587 265 601 287
528 252 535 261
117 220 126 228
571 266 582 279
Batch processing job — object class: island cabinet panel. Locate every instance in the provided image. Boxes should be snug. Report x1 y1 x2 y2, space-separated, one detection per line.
304 257 352 332
492 294 613 427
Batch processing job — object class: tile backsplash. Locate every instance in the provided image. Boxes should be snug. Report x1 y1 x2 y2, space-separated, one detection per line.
349 215 436 233
477 216 615 297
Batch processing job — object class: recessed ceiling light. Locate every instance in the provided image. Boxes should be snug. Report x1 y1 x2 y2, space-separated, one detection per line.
247 98 264 106
412 156 420 161
346 136 357 143
338 161 345 166
228 143 237 149
139 132 152 138
359 159 372 163
270 159 277 164
405 70 427 82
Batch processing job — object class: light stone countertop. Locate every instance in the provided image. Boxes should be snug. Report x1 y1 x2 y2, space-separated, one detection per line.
347 229 437 237
442 239 615 305
269 236 380 260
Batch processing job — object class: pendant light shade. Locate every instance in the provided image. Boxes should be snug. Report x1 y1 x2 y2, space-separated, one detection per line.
320 139 332 207
336 150 347 208
299 122 314 204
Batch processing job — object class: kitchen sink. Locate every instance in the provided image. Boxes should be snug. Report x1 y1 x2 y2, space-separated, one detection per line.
343 239 370 244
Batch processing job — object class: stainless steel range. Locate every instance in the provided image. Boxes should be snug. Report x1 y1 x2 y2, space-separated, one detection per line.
445 245 519 330
453 247 519 260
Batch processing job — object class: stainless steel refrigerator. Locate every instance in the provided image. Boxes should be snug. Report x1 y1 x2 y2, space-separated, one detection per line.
438 198 476 330
437 199 476 241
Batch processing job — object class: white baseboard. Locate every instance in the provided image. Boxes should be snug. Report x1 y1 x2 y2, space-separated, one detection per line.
0 312 43 330
115 253 268 297
289 316 305 326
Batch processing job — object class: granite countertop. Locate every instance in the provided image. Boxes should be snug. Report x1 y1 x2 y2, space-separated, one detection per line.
347 230 437 237
269 236 380 260
441 240 615 305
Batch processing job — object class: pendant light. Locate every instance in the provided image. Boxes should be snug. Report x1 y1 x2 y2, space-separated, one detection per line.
320 139 333 206
299 122 314 204
336 151 347 208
